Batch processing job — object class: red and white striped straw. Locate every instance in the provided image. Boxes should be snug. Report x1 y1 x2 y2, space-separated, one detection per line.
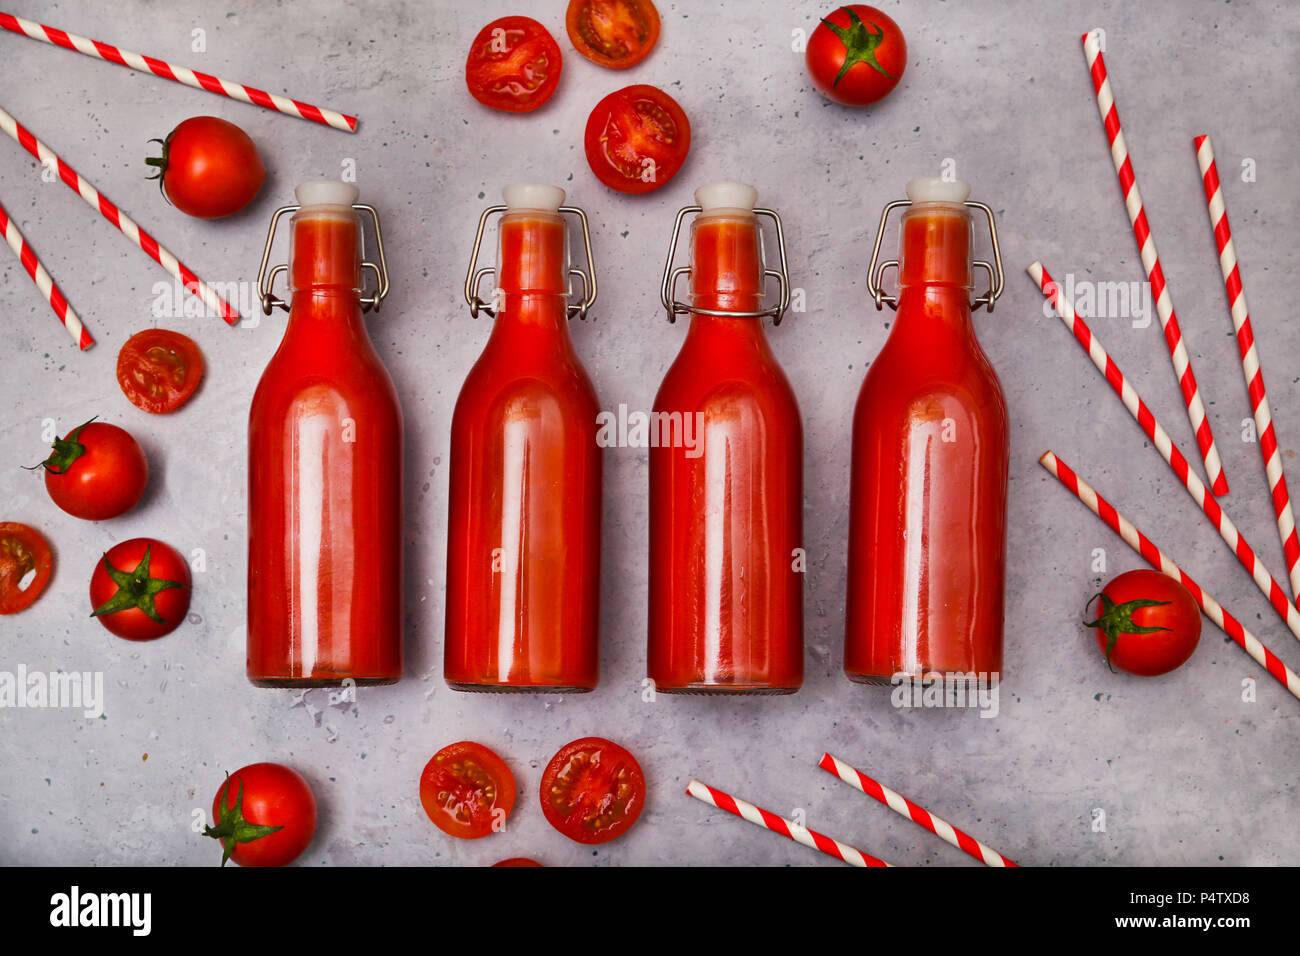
685 779 891 868
1081 28 1228 497
0 11 357 133
0 197 92 349
1040 450 1300 703
1194 133 1300 603
0 104 240 325
1029 262 1300 645
818 754 1017 867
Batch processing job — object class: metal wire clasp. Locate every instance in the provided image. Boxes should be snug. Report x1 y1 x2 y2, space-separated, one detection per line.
256 204 391 316
462 205 599 320
658 205 792 325
865 198 1004 313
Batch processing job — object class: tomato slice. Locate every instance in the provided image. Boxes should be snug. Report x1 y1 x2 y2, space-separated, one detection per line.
584 85 691 194
116 329 205 414
465 16 563 113
420 741 517 839
0 523 53 615
491 857 543 867
540 737 645 844
566 0 661 69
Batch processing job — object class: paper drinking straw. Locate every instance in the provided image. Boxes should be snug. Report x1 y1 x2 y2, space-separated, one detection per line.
0 104 241 325
1194 133 1300 603
818 754 1017 867
1081 28 1228 496
0 196 92 349
685 779 891 868
0 11 357 132
1029 262 1300 645
1040 450 1300 703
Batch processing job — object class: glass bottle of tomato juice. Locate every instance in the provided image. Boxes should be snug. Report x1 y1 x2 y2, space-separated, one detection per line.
247 181 403 686
648 183 803 694
444 184 602 692
845 177 1008 686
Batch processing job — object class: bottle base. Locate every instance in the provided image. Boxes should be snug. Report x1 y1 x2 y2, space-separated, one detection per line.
846 671 1000 689
248 675 401 688
845 672 892 687
445 681 594 695
653 683 799 696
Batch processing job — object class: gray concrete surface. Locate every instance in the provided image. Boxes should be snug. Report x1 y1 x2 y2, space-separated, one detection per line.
1 0 1297 866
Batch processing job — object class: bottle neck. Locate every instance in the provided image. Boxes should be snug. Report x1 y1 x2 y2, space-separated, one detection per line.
898 204 972 289
895 285 974 326
278 208 374 362
893 203 974 329
493 212 571 333
290 209 362 296
683 312 769 348
689 213 764 315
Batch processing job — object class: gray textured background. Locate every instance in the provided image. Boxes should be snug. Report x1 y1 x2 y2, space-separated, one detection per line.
1 0 1297 866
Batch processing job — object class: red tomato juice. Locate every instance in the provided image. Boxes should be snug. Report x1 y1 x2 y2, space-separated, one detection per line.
648 205 804 693
444 207 602 691
247 203 404 685
845 199 1008 684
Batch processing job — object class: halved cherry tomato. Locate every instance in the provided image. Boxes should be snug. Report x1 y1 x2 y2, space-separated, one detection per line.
33 419 148 521
566 0 661 69
465 16 563 113
540 736 645 844
204 762 317 867
492 857 543 867
584 85 690 194
0 523 53 615
89 538 191 641
117 329 205 414
420 741 517 839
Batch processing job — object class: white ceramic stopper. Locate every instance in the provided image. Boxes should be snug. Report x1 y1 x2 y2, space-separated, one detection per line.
695 182 758 213
295 181 360 208
906 177 970 204
503 183 565 212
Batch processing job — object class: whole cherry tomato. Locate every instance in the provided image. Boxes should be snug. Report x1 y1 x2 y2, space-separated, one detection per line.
146 116 266 219
89 538 191 641
806 5 906 106
1084 569 1201 677
33 419 148 521
204 763 317 867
